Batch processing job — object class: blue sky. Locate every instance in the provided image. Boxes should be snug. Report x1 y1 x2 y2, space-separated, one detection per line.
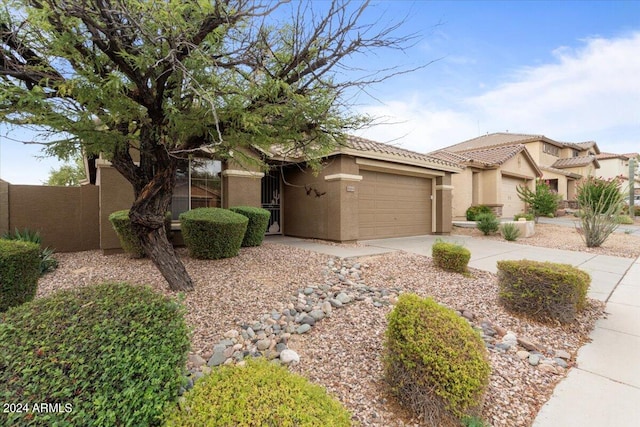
1 0 639 185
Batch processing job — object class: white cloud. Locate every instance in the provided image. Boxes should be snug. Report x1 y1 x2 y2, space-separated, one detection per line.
358 32 640 154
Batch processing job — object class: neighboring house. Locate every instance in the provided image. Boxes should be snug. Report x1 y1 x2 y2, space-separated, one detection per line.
92 136 462 253
595 152 640 194
430 133 601 219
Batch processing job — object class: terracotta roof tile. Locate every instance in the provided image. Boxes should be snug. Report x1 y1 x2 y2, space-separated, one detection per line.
597 152 639 160
551 155 598 168
456 144 526 166
344 136 460 169
441 132 547 152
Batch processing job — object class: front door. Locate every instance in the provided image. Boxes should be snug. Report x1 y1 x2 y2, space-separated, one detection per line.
261 171 281 234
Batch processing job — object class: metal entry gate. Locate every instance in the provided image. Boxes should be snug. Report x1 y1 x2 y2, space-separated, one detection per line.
261 171 281 234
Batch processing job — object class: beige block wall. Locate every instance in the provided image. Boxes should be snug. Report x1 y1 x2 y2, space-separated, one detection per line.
452 169 473 219
97 164 135 253
0 180 8 237
5 184 99 252
282 155 359 241
435 174 453 234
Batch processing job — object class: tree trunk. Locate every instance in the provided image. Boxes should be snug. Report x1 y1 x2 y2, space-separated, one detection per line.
138 224 194 292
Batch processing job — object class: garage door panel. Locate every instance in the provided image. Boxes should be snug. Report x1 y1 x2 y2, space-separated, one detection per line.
358 170 432 240
501 176 525 218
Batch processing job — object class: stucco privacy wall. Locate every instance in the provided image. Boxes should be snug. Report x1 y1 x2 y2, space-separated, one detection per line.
0 182 99 252
282 155 357 241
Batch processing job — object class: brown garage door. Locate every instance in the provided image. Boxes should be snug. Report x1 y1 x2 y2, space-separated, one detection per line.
501 176 525 218
358 170 432 239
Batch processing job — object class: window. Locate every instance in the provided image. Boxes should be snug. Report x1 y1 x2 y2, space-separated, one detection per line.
171 158 222 220
572 149 579 157
543 143 559 157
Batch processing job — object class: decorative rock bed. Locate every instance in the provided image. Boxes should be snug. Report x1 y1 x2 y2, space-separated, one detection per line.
182 256 573 393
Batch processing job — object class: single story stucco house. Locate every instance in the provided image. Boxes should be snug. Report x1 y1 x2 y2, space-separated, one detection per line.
91 136 462 253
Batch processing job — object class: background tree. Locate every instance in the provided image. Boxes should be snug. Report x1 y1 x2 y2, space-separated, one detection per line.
516 180 562 222
46 156 86 186
0 0 420 291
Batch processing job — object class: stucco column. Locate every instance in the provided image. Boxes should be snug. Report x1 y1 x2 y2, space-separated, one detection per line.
0 180 9 236
221 170 264 208
435 174 453 235
324 173 362 242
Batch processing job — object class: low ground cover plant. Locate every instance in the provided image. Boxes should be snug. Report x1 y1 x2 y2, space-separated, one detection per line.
164 357 351 426
0 239 40 312
513 213 534 221
384 294 490 424
229 206 271 247
0 282 190 426
497 260 590 324
432 240 471 274
180 208 248 259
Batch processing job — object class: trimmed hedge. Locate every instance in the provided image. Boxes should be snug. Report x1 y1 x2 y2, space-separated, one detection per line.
108 210 172 258
384 294 490 423
466 205 492 221
497 260 591 324
0 239 40 312
0 282 190 426
164 358 351 426
229 206 270 247
180 208 248 259
432 240 471 274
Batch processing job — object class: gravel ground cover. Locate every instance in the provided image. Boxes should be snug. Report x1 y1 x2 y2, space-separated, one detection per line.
453 222 640 259
35 237 610 426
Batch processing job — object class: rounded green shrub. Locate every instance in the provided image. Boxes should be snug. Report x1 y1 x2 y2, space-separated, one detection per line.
432 240 471 274
180 208 248 259
475 212 499 235
0 282 190 426
229 206 270 247
109 210 172 258
0 239 40 312
384 294 490 423
497 260 591 324
164 358 351 427
466 205 492 221
615 214 634 224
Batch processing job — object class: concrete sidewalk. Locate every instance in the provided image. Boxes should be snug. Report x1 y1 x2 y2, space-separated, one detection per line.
267 233 640 426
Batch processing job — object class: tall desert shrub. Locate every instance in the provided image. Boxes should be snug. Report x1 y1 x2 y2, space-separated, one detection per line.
575 176 625 247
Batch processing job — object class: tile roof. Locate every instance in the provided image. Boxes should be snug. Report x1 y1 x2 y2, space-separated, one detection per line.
265 135 462 171
439 132 600 154
441 132 549 152
539 165 582 179
342 136 461 170
597 152 639 160
551 155 599 169
432 144 528 166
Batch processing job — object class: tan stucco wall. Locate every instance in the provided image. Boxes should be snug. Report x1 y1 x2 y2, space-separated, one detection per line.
6 184 99 252
282 157 353 241
97 164 135 253
435 174 452 234
597 158 628 180
500 153 538 179
0 180 10 237
452 168 473 219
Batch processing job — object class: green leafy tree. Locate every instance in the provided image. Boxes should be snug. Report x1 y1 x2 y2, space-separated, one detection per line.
516 180 562 222
46 156 86 186
0 0 419 291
